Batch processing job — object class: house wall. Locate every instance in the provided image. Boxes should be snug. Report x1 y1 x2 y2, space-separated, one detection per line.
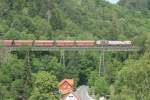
65 94 78 100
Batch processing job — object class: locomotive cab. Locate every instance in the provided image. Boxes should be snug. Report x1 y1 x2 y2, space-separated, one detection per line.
96 40 108 46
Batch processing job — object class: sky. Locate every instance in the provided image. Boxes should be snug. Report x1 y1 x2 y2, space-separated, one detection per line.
105 0 120 4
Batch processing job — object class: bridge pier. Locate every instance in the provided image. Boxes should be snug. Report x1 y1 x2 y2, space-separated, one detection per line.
99 45 105 76
60 50 65 67
99 50 105 76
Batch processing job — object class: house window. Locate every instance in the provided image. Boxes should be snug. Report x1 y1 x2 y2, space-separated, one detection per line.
68 95 75 100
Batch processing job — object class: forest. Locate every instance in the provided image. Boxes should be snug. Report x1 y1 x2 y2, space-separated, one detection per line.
0 0 150 100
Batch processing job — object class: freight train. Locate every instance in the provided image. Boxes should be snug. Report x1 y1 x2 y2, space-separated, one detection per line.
0 40 132 47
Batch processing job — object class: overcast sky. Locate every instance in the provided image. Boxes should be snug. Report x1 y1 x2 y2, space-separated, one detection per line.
105 0 120 4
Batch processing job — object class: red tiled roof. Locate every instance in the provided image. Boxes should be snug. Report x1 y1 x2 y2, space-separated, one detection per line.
59 79 74 87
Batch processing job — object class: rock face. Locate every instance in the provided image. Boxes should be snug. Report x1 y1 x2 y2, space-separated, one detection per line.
75 85 95 100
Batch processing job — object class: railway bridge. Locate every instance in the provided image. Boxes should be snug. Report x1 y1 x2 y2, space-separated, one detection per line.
2 45 140 76
0 40 140 76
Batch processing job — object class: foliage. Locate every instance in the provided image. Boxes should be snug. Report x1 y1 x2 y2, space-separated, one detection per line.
88 71 109 97
0 0 150 99
113 52 150 100
29 71 58 100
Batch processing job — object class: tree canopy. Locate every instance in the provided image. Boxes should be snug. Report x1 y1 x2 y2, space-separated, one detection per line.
0 0 150 99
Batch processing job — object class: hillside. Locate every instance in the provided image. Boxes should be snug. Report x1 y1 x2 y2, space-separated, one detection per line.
0 0 150 100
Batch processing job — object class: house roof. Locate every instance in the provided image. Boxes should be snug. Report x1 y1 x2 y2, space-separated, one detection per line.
59 79 74 87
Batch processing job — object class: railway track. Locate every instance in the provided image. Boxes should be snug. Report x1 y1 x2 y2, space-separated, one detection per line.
5 46 140 52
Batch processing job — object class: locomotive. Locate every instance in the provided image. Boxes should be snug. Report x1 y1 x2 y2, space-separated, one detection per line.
0 40 132 47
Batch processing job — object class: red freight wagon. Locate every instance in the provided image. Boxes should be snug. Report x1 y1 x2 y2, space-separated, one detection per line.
55 40 75 47
34 40 54 47
14 40 33 46
0 40 13 47
75 40 95 47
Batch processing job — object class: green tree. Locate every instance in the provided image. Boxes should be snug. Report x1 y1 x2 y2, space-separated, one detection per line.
88 71 109 97
114 52 150 100
0 54 25 99
29 71 58 100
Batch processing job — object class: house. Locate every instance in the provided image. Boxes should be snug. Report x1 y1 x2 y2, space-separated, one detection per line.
61 92 80 100
59 79 74 94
